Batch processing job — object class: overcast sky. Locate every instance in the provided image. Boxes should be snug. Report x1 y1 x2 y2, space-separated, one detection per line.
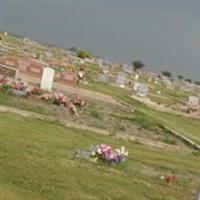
0 0 200 80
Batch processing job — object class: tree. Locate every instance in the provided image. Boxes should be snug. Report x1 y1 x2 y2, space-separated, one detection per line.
161 71 172 78
185 78 192 83
194 81 200 85
76 50 92 59
132 60 145 71
177 75 183 81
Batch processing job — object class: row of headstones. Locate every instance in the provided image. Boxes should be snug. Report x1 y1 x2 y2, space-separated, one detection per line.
98 72 148 97
0 64 55 92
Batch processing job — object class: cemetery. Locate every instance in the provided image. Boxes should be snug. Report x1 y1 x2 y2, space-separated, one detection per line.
0 32 200 200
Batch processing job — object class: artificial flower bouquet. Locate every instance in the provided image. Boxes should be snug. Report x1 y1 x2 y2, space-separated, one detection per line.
75 144 128 165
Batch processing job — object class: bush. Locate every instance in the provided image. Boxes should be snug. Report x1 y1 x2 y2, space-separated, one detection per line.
76 50 92 59
0 84 12 94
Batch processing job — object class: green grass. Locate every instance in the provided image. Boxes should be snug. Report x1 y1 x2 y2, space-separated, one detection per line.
0 93 49 115
4 35 23 47
82 81 200 145
0 112 200 200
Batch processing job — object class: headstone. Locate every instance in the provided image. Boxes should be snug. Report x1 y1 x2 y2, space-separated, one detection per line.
133 82 148 97
134 74 139 81
183 82 194 92
0 64 18 79
133 82 140 91
45 51 53 58
116 72 126 88
188 96 199 107
40 67 55 91
163 78 174 89
23 37 31 44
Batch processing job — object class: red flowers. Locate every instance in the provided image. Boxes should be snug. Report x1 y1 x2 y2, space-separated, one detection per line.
165 175 176 183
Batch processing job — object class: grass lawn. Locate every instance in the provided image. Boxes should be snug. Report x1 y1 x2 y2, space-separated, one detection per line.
0 112 200 200
83 81 200 145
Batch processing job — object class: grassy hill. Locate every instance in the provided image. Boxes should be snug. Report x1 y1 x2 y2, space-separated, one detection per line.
83 81 200 145
0 112 200 200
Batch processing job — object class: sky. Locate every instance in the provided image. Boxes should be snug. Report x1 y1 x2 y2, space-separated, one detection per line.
0 0 200 80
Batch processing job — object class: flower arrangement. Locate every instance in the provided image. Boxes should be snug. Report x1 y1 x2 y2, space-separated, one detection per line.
76 144 128 165
159 175 177 183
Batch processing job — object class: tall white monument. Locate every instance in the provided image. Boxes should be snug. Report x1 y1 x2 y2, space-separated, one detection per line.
40 67 55 92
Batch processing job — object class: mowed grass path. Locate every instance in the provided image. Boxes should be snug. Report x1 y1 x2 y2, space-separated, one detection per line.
0 112 200 200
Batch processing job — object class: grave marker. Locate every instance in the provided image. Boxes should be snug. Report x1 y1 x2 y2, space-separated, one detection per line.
116 72 126 88
133 82 148 97
0 64 18 78
40 67 55 91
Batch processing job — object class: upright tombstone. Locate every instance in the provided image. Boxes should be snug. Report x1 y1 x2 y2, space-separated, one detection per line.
163 78 174 89
116 72 126 88
183 82 194 92
134 74 139 81
133 82 148 97
40 67 55 92
0 64 18 79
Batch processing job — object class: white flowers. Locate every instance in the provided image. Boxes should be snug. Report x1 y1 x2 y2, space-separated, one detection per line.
75 144 129 165
115 146 129 157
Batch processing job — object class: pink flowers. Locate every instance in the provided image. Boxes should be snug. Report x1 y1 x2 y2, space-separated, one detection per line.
96 144 116 160
92 144 128 164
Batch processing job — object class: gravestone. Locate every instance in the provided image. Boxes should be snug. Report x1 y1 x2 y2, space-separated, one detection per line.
40 67 55 91
0 64 18 78
183 82 194 92
163 78 174 89
116 72 126 88
133 82 148 97
134 74 139 81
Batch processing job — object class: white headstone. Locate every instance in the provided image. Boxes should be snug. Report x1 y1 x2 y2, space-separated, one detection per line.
133 82 148 97
134 74 139 81
40 67 55 91
133 82 140 91
116 72 126 88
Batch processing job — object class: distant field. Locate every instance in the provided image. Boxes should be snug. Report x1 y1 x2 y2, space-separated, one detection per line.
0 112 200 200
